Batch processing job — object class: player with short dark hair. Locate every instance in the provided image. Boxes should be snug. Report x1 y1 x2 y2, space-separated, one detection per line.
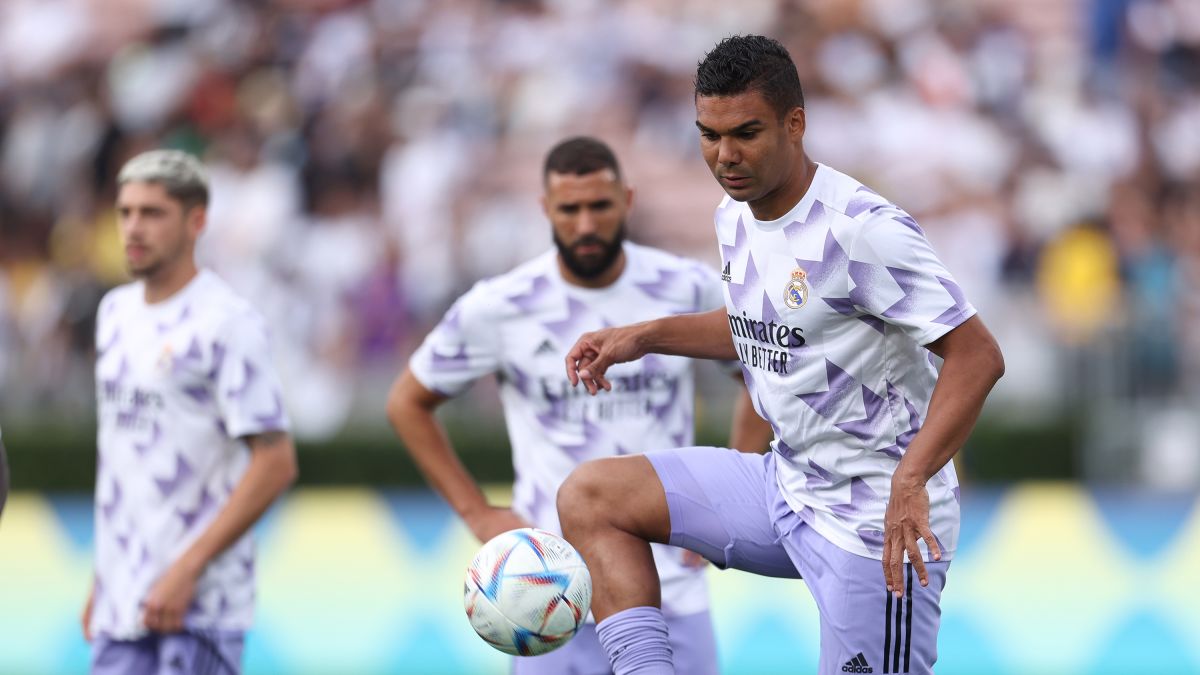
543 136 625 181
387 136 773 675
693 33 805 113
559 36 1005 675
84 150 298 675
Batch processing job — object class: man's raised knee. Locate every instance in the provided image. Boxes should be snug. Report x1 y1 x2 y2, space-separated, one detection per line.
557 458 616 531
558 456 670 543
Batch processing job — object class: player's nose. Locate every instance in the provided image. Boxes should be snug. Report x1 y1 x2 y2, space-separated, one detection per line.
120 215 144 237
576 209 598 236
717 138 741 166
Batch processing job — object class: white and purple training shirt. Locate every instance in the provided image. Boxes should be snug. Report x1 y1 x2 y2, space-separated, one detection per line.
715 163 976 562
92 270 289 639
409 242 725 618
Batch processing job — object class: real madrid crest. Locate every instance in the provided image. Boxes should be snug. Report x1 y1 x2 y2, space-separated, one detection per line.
156 344 175 374
784 268 809 309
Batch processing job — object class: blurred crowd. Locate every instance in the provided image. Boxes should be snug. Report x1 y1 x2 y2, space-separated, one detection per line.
0 0 1197 479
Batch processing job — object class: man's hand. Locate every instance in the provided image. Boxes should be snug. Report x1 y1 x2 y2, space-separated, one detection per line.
565 325 649 395
882 473 941 598
141 559 200 633
81 582 94 642
465 506 533 544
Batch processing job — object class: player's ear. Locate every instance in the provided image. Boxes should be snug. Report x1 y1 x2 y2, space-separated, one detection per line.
624 184 634 211
185 204 207 238
788 106 806 141
539 194 551 219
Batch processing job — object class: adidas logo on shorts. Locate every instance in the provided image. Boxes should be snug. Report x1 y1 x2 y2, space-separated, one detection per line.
842 652 873 673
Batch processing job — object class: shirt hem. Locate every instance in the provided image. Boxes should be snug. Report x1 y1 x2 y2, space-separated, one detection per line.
781 489 957 563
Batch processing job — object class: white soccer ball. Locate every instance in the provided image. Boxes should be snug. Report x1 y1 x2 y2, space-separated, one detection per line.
463 528 593 656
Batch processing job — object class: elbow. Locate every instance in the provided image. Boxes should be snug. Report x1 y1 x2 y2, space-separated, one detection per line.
985 341 1006 385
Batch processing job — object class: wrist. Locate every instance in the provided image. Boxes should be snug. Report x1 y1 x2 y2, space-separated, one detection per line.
460 500 493 523
631 320 658 355
891 466 927 491
176 549 208 578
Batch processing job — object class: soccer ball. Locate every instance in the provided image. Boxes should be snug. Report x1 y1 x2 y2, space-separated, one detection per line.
463 528 593 656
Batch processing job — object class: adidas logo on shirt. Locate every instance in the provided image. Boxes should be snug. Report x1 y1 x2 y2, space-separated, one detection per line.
720 261 732 282
534 339 557 356
842 653 873 673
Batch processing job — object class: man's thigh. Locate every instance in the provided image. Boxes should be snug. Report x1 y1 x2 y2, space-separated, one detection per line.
783 524 949 675
646 447 799 578
510 611 719 675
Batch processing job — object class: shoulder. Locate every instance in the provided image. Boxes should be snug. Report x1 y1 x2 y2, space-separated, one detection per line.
96 282 142 329
808 165 924 242
199 272 261 318
627 242 715 284
192 271 269 334
625 242 720 310
713 194 745 237
456 250 559 322
98 282 140 315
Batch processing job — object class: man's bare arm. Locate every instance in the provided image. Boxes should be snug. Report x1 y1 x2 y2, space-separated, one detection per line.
142 431 298 632
882 316 1004 596
385 369 528 542
567 308 736 395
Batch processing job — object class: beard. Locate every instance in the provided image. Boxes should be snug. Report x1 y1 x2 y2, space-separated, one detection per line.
553 223 626 280
126 257 162 279
125 234 187 280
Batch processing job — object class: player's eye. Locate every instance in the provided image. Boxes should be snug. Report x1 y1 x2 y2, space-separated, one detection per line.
701 132 719 142
739 130 758 140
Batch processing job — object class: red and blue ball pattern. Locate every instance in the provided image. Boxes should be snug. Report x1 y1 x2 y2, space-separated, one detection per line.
463 528 592 656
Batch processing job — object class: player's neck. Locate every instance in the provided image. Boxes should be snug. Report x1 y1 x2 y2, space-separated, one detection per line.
142 259 200 305
747 155 819 222
557 252 627 290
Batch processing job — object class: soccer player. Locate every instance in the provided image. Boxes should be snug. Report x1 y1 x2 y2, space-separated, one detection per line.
558 36 1006 675
83 150 298 675
386 136 772 675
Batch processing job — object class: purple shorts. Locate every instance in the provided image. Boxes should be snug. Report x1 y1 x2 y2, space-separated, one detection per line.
91 630 244 675
648 447 949 675
513 610 717 675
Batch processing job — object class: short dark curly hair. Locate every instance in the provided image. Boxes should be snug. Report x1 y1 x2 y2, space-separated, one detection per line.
543 136 622 182
694 35 805 118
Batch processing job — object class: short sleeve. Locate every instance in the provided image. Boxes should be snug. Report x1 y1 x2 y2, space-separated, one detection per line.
847 214 976 346
687 261 742 376
694 263 727 312
215 312 290 438
408 283 502 397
